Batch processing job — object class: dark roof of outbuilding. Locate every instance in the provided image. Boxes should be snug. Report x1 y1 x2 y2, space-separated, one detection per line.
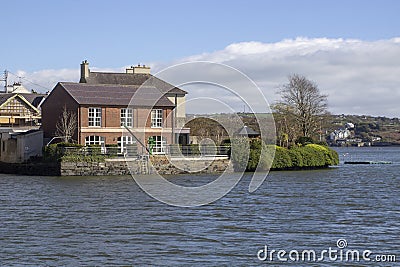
237 126 260 136
82 72 187 95
59 82 175 107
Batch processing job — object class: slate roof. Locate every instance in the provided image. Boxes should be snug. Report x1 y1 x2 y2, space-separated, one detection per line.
59 82 175 107
0 93 45 108
19 94 47 108
81 72 187 95
0 93 13 106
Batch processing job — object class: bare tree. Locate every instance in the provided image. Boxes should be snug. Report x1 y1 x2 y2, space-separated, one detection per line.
55 106 77 143
274 74 328 138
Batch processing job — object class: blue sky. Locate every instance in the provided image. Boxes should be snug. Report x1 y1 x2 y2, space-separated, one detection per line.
1 0 400 116
2 0 398 70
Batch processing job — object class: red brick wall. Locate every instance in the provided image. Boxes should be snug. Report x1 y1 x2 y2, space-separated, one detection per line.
80 106 125 128
41 83 79 140
43 88 175 147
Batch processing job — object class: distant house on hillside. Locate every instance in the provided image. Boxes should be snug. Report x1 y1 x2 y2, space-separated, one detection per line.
41 61 189 154
329 129 351 141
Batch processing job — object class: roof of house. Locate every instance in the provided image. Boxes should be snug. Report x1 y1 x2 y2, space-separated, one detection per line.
59 82 175 107
82 72 187 95
0 93 46 107
18 94 47 108
0 93 42 112
0 93 13 106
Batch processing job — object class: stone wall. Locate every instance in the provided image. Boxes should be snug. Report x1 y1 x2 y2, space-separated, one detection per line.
60 159 139 176
59 157 233 176
149 156 233 175
0 157 233 176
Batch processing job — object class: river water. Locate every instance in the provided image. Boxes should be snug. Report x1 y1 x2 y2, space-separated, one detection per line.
0 147 399 266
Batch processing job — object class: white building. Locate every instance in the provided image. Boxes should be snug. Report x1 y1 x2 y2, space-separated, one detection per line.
5 83 31 94
330 129 351 141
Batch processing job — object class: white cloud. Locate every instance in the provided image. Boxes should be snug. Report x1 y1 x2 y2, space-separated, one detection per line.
9 37 400 117
175 37 400 117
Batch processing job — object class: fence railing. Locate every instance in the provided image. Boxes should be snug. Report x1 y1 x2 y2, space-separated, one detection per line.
166 145 230 157
60 144 231 157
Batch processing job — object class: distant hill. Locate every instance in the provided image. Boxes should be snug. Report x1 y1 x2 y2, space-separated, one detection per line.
327 114 400 144
186 113 400 145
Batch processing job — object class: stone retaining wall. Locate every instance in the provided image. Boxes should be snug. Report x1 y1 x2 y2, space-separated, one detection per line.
0 157 233 176
60 157 233 176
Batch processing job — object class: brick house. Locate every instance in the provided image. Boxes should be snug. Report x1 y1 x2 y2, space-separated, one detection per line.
41 62 189 154
79 60 189 145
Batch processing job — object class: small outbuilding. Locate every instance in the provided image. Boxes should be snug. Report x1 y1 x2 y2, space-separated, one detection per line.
0 129 43 163
236 125 260 138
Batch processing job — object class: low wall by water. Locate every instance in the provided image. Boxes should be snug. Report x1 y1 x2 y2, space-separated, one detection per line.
0 157 233 176
60 157 233 176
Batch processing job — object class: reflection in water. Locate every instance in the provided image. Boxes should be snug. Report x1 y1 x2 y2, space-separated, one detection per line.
0 147 399 265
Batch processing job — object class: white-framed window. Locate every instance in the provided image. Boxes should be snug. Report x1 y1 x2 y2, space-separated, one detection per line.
151 109 163 128
117 136 135 154
88 107 102 127
120 108 133 128
150 135 166 154
85 135 105 146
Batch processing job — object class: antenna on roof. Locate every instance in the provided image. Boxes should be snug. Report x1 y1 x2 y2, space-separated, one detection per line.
1 70 8 92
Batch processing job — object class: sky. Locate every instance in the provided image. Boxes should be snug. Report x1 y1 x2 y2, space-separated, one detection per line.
1 0 399 117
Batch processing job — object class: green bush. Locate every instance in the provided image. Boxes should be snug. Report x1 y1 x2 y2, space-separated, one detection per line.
56 142 83 148
271 146 292 169
287 147 304 167
305 144 339 166
231 140 339 171
230 138 250 171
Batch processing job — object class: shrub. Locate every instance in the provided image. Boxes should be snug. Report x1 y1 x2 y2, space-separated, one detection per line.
56 142 83 148
230 138 250 171
305 144 339 166
271 146 292 169
287 147 304 167
231 139 338 171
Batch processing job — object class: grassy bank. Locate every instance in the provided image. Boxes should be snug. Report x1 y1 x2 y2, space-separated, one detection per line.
231 138 339 171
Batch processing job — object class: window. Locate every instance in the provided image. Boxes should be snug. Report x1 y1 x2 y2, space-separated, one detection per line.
151 109 163 128
120 108 133 127
149 135 166 154
85 135 105 146
88 107 101 127
117 136 136 154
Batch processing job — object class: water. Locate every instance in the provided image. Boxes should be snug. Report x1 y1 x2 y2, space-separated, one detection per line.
0 147 399 266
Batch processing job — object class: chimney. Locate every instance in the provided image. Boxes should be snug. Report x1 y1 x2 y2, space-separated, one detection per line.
126 64 150 74
80 60 90 82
